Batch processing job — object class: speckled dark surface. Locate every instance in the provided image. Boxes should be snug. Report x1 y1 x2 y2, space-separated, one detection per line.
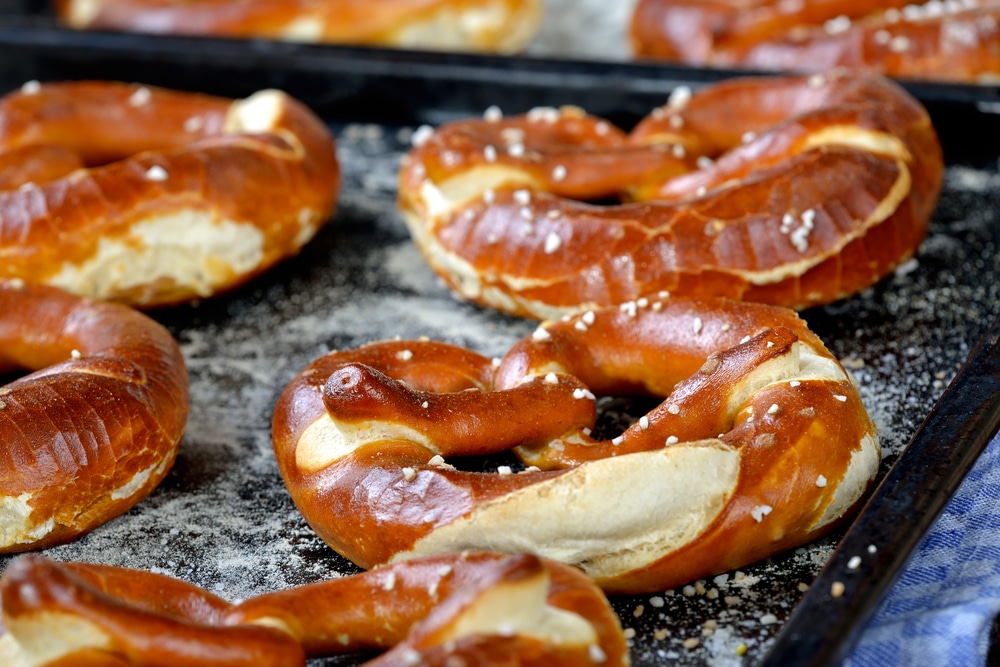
0 115 996 666
0 5 999 664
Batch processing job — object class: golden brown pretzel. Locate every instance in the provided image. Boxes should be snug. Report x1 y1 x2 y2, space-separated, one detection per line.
398 71 943 320
631 0 1000 83
0 80 339 307
0 279 189 553
0 551 628 666
272 297 880 593
54 0 543 54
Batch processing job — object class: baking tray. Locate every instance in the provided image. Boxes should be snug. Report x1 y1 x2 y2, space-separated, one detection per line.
0 20 999 667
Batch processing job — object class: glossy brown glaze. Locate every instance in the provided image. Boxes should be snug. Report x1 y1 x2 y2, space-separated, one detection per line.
273 297 880 593
0 280 189 553
0 552 628 666
398 71 943 320
54 0 543 54
0 80 339 307
631 0 1000 83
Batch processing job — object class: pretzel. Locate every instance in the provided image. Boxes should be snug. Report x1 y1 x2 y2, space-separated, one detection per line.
0 551 628 666
273 297 880 593
398 70 943 320
0 80 339 308
54 0 543 54
631 0 1000 83
0 279 189 553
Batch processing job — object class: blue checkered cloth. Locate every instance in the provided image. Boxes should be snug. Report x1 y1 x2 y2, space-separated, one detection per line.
844 429 1000 666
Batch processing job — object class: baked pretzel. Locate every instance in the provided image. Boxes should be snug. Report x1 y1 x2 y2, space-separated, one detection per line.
398 71 943 320
631 0 1000 83
54 0 543 54
0 551 628 666
0 279 189 553
0 80 339 307
273 297 880 593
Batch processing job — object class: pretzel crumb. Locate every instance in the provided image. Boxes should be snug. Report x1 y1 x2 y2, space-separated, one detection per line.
654 629 669 640
759 613 778 625
682 637 700 650
831 581 846 598
798 582 810 592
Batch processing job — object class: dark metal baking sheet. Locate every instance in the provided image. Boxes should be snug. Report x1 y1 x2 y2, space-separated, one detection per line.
0 22 998 667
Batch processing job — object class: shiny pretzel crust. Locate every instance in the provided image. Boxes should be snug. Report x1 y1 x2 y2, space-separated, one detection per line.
398 71 943 320
631 0 1000 83
56 0 543 54
0 280 189 553
0 81 339 307
0 552 628 667
273 298 879 593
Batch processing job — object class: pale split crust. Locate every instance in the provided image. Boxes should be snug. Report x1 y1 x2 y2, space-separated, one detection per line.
273 298 880 593
56 0 543 54
398 71 943 319
0 552 629 666
0 280 189 553
0 81 339 308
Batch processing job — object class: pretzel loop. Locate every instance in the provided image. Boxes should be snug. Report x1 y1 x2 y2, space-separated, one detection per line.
398 71 943 319
0 81 339 307
0 280 189 553
273 297 880 593
0 552 628 666
631 0 1000 83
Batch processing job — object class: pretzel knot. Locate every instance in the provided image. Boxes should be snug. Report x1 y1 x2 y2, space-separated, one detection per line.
55 0 544 54
273 298 880 593
0 280 189 553
0 551 629 666
398 70 943 320
631 0 1000 84
0 80 339 307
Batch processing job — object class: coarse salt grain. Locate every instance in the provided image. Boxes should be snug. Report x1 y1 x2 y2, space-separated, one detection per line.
544 232 562 254
396 349 413 361
129 87 152 107
750 505 773 522
411 125 434 147
145 165 169 182
816 474 828 487
483 105 503 121
21 80 41 95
